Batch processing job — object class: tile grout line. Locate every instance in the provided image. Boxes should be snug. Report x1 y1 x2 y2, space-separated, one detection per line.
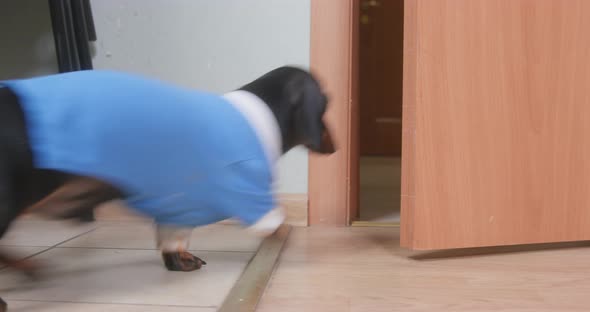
0 227 98 273
51 246 257 253
6 298 217 309
0 245 53 248
44 222 263 253
46 227 100 248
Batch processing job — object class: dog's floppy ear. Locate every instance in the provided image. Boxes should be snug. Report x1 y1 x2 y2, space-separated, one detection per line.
288 76 336 154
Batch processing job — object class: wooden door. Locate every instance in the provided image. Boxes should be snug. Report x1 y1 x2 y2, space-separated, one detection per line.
359 0 404 156
402 0 590 249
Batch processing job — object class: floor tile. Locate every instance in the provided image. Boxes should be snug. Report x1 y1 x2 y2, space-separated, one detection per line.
5 300 215 312
0 221 96 247
0 247 253 307
61 223 262 252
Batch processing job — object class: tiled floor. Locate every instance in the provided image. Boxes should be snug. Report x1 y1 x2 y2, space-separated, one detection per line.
0 219 262 311
359 157 401 223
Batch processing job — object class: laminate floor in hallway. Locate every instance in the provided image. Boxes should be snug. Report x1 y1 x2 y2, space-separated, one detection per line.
257 226 590 312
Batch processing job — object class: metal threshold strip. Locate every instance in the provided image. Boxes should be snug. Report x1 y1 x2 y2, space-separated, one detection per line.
218 224 291 312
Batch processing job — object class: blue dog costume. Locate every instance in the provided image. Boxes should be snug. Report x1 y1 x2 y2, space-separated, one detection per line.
2 70 284 235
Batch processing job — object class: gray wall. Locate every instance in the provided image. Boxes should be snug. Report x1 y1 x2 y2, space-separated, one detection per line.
0 0 311 194
0 0 59 79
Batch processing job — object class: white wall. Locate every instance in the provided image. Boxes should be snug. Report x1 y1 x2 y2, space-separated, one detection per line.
89 0 311 194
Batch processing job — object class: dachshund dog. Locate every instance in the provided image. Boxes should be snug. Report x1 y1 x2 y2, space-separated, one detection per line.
0 67 334 297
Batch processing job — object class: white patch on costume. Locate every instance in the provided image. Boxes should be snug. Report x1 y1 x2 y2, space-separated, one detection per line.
156 225 193 252
224 90 285 234
223 90 282 178
247 206 286 237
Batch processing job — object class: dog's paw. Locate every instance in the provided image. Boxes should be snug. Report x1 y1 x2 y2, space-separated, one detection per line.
162 251 207 272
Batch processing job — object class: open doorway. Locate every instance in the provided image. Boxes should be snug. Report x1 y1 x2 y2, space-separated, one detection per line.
357 0 404 224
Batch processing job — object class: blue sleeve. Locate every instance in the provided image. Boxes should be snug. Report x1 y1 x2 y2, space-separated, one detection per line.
125 191 226 228
122 159 276 228
216 159 277 227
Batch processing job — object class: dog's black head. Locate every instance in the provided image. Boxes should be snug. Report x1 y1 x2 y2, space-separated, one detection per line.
239 66 335 154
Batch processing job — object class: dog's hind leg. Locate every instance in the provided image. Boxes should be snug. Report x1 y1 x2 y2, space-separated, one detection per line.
24 177 122 221
0 162 42 278
0 160 21 241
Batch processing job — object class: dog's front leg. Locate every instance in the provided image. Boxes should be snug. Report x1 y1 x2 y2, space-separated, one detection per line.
156 225 206 272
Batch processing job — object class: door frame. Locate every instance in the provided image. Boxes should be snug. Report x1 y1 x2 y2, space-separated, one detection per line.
308 0 359 226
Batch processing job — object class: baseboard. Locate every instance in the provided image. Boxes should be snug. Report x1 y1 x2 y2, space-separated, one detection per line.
56 193 309 226
278 193 308 226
